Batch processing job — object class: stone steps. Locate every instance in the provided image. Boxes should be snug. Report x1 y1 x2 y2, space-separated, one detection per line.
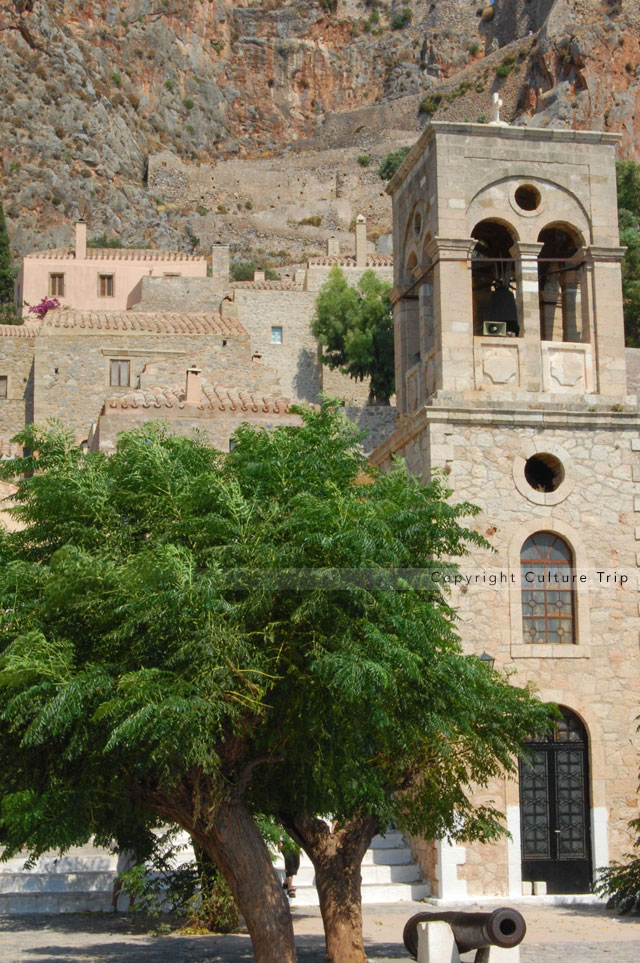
0 832 429 913
275 832 429 906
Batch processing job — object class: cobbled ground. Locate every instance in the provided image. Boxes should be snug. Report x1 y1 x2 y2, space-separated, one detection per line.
0 902 638 962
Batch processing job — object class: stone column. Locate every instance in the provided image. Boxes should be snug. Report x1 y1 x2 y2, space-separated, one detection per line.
425 237 476 394
562 269 582 343
586 245 627 397
569 248 593 345
510 241 543 392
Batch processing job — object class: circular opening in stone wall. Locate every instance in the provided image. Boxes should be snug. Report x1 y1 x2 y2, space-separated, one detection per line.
515 184 541 211
524 453 565 493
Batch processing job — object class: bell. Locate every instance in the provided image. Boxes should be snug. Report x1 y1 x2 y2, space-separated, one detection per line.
488 285 519 335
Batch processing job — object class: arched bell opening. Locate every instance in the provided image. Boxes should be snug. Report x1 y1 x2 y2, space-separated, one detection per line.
537 225 585 343
471 220 519 337
404 251 421 367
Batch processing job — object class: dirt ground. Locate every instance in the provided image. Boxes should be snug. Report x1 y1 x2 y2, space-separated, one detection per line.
0 901 639 962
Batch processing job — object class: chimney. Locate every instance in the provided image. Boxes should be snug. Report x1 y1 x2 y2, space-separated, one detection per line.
327 235 340 256
75 219 87 260
253 269 265 282
355 215 367 268
185 366 202 405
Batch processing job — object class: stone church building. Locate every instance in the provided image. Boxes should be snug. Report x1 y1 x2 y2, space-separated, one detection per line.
372 120 640 899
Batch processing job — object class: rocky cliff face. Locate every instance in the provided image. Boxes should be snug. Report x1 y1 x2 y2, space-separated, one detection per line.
1 0 639 264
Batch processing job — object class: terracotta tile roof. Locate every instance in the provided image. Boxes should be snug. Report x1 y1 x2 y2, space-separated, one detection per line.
0 324 37 338
24 247 207 263
105 380 295 414
40 310 248 337
230 280 304 291
307 254 394 267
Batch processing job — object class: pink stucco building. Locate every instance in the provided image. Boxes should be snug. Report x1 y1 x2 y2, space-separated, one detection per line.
14 221 208 316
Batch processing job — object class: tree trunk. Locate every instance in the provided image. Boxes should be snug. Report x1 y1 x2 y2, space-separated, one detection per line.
286 813 380 963
193 797 296 963
143 782 297 963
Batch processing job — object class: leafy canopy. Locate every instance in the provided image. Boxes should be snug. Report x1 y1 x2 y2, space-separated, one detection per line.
0 201 17 309
617 160 640 347
0 408 550 865
312 267 395 403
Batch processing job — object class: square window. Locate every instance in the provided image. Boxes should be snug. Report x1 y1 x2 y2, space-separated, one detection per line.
271 326 283 344
110 359 130 387
49 273 64 296
99 274 114 297
0 376 7 400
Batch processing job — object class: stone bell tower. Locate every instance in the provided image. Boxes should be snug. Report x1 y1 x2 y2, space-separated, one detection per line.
372 122 640 905
386 122 626 416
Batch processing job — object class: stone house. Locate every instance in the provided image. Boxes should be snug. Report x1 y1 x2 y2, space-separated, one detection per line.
14 220 208 315
371 119 640 900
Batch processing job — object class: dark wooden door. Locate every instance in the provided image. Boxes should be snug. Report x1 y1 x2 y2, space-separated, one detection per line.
519 708 592 894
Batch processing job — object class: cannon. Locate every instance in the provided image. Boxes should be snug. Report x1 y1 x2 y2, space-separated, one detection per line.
403 907 526 961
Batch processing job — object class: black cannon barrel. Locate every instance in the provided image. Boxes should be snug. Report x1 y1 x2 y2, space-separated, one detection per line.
403 907 526 959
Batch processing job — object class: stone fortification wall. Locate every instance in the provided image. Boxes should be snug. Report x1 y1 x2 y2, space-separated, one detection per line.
305 263 394 293
0 331 35 443
33 323 270 442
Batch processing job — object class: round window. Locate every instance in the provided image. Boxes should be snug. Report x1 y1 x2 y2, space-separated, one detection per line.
514 184 541 212
524 453 565 493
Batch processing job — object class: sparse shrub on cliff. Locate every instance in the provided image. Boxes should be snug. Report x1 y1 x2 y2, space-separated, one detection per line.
299 215 322 227
391 8 412 30
230 258 279 282
480 6 495 22
318 0 338 12
111 72 122 87
357 155 371 167
377 145 411 180
183 98 194 110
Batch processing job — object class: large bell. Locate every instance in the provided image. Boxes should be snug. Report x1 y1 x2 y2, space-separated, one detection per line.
488 285 519 335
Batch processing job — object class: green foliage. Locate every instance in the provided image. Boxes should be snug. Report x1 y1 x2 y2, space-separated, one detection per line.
0 410 552 885
0 303 22 326
183 98 194 110
357 155 371 167
595 818 640 914
299 215 322 227
312 266 395 403
118 830 240 932
495 62 515 78
111 72 122 87
318 0 338 12
196 204 209 216
391 8 412 29
378 145 411 180
230 258 279 281
617 160 640 346
0 201 16 307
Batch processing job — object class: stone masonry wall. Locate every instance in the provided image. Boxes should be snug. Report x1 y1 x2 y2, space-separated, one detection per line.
373 407 640 896
33 329 274 442
232 287 321 402
0 334 35 442
130 276 222 313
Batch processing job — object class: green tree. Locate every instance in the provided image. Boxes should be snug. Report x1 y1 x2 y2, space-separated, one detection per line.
377 145 411 180
0 201 19 321
617 160 640 347
0 411 551 962
312 266 395 403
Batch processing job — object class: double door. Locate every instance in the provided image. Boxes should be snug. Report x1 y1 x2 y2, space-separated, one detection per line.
519 708 592 894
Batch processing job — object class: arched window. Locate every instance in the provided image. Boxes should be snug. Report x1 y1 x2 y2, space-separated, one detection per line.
520 532 575 644
471 219 519 336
